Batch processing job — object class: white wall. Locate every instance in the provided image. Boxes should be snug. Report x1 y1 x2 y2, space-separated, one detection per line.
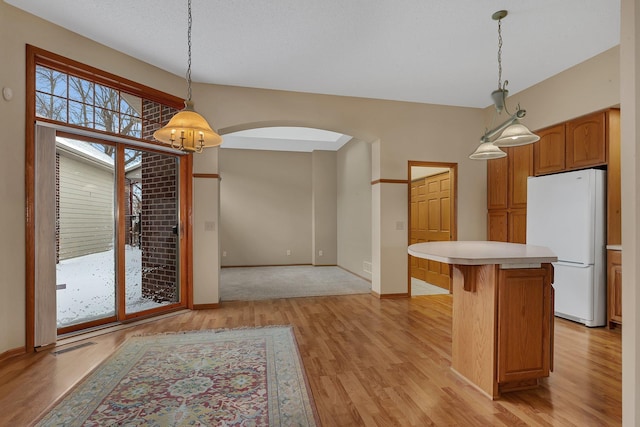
620 0 640 424
192 148 221 306
219 148 313 266
337 138 372 279
311 150 338 266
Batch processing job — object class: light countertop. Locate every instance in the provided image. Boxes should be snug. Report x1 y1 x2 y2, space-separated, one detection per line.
408 241 557 266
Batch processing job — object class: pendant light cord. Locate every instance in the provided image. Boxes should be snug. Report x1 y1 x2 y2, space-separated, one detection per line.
186 0 192 101
497 17 503 90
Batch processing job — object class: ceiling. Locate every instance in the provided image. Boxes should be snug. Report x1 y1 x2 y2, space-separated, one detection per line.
7 0 620 150
222 127 353 152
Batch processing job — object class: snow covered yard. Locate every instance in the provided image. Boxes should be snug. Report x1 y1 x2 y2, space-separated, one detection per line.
56 245 166 327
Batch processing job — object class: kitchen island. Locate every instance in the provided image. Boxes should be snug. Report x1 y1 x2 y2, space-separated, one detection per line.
408 241 557 399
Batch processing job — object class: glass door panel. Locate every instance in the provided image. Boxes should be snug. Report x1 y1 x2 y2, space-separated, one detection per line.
124 148 180 315
56 138 116 329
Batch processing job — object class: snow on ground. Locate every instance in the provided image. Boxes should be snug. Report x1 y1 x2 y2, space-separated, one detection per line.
56 245 166 328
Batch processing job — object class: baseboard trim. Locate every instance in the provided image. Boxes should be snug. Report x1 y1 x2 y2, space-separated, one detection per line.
0 346 26 363
371 291 409 299
337 266 372 283
221 264 310 268
193 303 220 310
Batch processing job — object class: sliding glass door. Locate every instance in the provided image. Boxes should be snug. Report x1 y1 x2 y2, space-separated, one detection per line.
54 135 182 333
56 138 117 329
123 147 180 316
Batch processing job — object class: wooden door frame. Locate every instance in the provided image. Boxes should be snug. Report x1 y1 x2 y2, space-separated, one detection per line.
407 161 458 295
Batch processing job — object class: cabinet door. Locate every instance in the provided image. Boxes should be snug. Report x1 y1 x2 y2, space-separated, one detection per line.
508 209 527 244
607 250 622 326
533 124 565 176
497 266 552 383
487 155 508 210
488 211 508 242
566 112 607 169
508 145 533 209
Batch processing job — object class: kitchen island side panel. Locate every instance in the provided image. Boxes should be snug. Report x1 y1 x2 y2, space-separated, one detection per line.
451 264 499 399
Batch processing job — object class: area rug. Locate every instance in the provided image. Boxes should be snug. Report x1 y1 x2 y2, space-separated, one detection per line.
35 327 318 426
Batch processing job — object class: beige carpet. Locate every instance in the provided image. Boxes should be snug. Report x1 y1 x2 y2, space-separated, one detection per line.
220 265 371 301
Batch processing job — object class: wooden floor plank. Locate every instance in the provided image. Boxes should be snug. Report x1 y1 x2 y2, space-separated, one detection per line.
0 294 622 426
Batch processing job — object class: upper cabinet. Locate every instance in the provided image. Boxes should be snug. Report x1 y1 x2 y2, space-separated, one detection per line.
533 111 615 176
566 112 607 169
488 108 620 246
533 124 565 175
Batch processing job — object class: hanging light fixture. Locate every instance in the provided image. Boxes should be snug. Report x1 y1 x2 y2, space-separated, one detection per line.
469 136 507 160
154 0 222 153
469 10 539 160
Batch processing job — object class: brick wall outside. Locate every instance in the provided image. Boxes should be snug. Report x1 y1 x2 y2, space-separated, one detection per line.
143 99 178 141
140 152 179 303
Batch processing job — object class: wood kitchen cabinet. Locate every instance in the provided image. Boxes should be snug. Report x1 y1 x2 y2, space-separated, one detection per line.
533 124 565 175
487 145 532 243
566 111 607 169
411 242 556 399
487 154 508 210
497 265 553 388
607 250 622 328
449 260 554 399
533 110 618 176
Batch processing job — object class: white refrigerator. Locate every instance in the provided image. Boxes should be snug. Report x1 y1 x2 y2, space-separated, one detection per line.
526 169 606 327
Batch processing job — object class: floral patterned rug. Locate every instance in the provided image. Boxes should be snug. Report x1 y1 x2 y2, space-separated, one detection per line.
35 327 318 426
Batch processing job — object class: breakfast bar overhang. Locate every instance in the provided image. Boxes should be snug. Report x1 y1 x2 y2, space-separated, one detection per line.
408 241 558 399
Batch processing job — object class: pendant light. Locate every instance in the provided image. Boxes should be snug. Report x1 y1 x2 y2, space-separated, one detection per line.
469 137 507 160
153 0 222 153
470 10 539 160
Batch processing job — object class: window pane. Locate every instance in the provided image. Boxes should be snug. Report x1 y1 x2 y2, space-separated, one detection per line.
121 93 142 118
95 107 119 133
124 148 179 315
120 115 142 138
56 138 116 328
69 76 94 103
36 93 67 121
35 65 67 97
69 101 94 127
95 83 119 112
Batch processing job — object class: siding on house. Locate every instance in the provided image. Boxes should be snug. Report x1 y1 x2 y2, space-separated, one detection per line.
58 152 114 260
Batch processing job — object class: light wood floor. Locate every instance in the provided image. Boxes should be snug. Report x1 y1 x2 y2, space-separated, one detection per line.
0 294 621 426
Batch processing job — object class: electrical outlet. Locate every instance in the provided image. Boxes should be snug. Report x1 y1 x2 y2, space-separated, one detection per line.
222 251 227 257
319 250 323 256
286 249 291 256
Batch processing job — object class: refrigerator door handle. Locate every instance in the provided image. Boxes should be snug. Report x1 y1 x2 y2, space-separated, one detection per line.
554 260 592 268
